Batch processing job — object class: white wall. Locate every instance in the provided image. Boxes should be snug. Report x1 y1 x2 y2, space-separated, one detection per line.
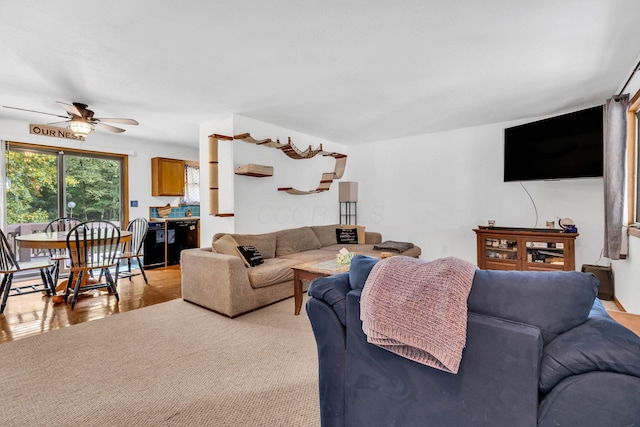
232 116 348 233
348 119 605 272
198 114 349 244
0 117 198 223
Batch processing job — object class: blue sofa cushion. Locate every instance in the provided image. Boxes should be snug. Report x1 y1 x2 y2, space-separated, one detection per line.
348 255 379 290
539 298 640 394
468 269 599 344
308 272 351 326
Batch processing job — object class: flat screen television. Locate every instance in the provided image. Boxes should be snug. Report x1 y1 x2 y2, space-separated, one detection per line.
503 105 604 182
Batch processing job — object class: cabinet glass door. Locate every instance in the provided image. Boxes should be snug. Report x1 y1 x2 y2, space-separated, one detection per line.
525 241 565 267
484 238 518 261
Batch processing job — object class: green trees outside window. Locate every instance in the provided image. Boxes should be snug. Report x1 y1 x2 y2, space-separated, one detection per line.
5 146 123 226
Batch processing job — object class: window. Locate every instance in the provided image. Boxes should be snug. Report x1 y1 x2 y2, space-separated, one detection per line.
181 161 200 205
3 142 127 263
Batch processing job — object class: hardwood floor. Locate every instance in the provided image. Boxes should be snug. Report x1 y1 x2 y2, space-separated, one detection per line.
4 266 639 344
0 265 181 345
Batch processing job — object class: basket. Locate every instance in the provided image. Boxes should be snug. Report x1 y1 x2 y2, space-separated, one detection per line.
157 204 172 218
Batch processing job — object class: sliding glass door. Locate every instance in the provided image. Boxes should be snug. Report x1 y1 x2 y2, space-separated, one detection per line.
4 142 126 264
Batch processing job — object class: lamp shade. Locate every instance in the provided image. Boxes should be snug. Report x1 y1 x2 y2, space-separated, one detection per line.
68 120 93 137
339 181 358 202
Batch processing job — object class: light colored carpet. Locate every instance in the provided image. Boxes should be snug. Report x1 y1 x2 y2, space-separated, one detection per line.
0 297 319 426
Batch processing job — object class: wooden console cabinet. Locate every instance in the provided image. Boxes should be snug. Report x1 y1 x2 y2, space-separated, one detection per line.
474 226 578 271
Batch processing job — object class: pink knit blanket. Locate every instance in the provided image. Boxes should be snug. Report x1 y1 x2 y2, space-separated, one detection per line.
360 256 477 374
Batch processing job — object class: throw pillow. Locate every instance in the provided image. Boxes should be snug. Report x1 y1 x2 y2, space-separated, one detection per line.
349 255 379 290
236 245 264 267
336 228 358 244
213 234 241 257
341 224 366 244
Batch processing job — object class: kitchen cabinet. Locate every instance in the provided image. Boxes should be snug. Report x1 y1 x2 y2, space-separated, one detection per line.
474 226 578 271
151 157 185 196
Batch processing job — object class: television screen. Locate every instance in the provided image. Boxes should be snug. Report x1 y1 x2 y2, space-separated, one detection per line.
503 105 604 182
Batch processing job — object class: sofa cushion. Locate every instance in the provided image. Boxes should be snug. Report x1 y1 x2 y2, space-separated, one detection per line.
280 249 336 263
212 234 241 257
349 255 379 290
275 226 322 256
539 298 640 394
468 269 599 344
311 224 341 247
236 245 264 267
229 233 276 259
246 257 299 288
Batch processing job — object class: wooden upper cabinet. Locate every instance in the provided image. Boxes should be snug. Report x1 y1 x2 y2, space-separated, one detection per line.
151 157 185 196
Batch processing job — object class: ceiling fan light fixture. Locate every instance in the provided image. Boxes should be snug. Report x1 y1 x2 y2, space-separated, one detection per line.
67 119 94 137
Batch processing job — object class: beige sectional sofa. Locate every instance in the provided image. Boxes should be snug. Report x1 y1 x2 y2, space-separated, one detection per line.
181 224 421 317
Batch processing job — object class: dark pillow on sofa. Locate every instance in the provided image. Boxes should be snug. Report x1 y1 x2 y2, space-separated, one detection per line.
348 255 379 290
336 228 358 244
468 269 599 344
539 298 640 394
236 245 264 267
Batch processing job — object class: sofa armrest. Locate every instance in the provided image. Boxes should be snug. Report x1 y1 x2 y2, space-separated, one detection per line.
364 231 382 244
307 289 349 427
538 372 640 427
180 247 253 316
539 312 640 394
307 272 351 326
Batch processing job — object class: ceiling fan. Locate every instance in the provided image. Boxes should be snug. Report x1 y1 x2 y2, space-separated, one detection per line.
2 101 139 137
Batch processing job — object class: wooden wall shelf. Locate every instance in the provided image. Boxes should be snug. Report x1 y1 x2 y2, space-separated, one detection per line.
234 163 273 177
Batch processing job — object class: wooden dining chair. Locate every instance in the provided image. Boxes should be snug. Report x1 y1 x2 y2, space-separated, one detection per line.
44 217 81 286
65 220 121 310
115 217 149 285
0 228 56 314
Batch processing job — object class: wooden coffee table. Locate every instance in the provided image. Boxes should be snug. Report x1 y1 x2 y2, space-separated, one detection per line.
291 259 350 315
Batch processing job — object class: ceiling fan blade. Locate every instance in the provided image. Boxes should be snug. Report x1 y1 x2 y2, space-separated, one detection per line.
47 120 71 126
56 101 83 117
2 105 69 119
95 122 126 133
95 117 139 125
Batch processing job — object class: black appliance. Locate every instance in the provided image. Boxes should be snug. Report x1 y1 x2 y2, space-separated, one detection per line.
503 105 604 182
167 220 199 266
143 219 199 268
143 221 169 269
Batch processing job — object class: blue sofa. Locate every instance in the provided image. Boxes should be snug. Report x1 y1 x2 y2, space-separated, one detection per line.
306 256 640 427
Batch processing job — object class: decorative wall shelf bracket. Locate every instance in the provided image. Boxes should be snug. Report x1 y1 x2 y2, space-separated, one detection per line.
234 132 347 195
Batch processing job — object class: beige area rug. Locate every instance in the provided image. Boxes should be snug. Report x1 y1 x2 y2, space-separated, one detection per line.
0 297 320 426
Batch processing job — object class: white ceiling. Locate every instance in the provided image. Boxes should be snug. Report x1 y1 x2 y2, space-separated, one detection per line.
1 1 639 147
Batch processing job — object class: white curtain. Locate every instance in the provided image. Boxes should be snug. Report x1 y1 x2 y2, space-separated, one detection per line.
603 94 629 259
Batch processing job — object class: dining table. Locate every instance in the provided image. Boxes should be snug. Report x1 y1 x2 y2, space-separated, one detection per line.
16 230 132 302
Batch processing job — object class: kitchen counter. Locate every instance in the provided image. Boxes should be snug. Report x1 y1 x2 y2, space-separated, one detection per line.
149 217 200 222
